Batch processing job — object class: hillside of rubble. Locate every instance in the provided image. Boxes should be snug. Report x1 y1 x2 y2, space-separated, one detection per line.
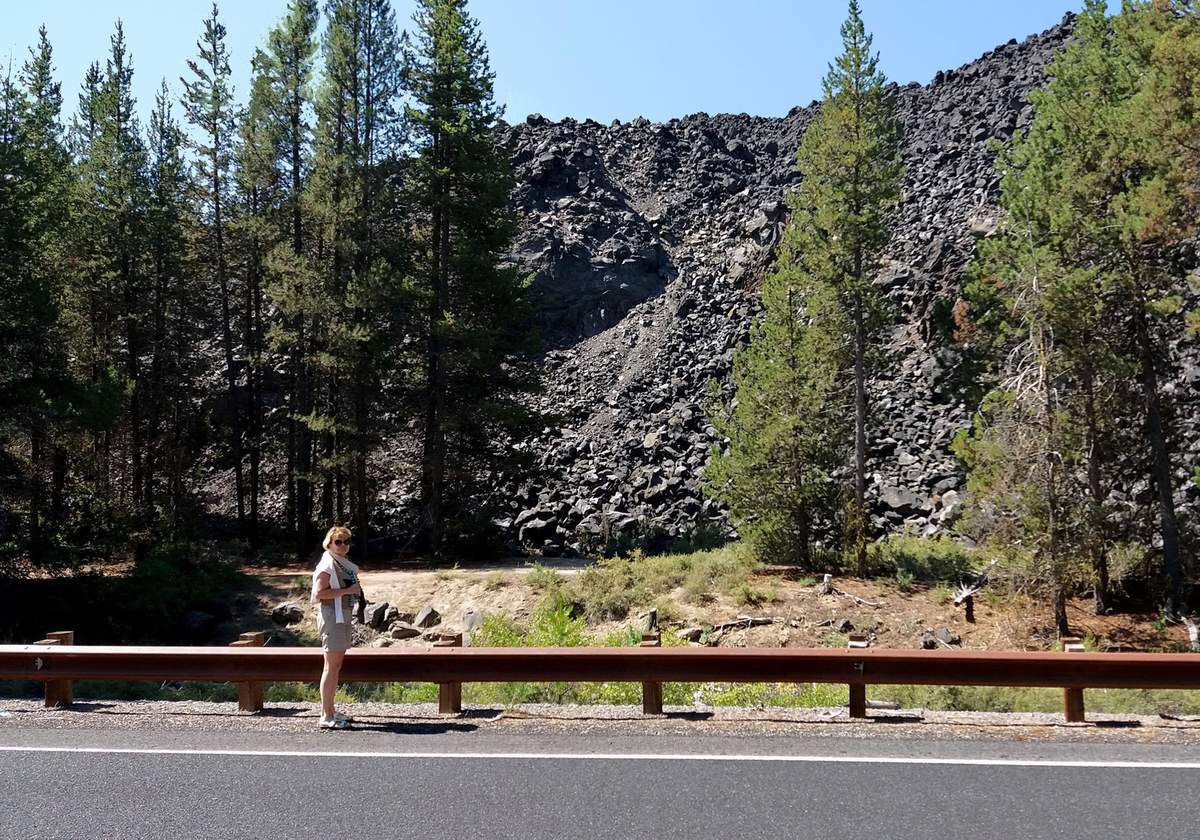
363 11 1200 560
479 12 1076 555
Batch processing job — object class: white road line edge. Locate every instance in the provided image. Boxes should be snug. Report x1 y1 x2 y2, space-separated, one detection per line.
1 745 1199 769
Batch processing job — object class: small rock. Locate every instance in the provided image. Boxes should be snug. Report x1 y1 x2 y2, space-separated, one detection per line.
415 606 442 628
365 602 390 630
936 627 961 646
920 630 938 650
270 602 305 626
463 610 485 632
181 610 217 636
423 630 462 642
386 607 413 626
676 626 703 643
833 618 854 634
390 624 421 640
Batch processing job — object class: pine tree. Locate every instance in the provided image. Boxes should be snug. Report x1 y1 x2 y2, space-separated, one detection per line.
310 0 410 549
706 272 848 565
145 81 203 536
706 0 901 570
233 50 282 551
403 0 540 555
181 2 247 540
260 0 320 551
89 24 152 520
959 1 1200 616
62 60 115 497
956 242 1098 636
0 28 76 564
0 66 45 567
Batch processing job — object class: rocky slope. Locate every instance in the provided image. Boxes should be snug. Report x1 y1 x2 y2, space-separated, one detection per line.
485 12 1198 557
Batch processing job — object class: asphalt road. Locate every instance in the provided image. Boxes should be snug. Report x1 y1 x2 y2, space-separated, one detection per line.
3 729 1199 840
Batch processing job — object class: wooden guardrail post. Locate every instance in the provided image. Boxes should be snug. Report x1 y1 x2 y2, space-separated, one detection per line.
434 633 463 714
229 631 266 712
848 658 867 719
1062 639 1086 723
35 630 74 707
640 631 663 714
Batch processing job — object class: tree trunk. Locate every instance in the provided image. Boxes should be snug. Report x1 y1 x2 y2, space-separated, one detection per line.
852 295 868 577
122 240 145 524
50 445 66 518
29 424 45 565
422 129 449 556
1133 302 1183 614
285 63 304 548
1042 328 1068 638
213 171 246 533
1054 585 1070 638
295 319 313 559
321 428 334 528
1082 364 1110 614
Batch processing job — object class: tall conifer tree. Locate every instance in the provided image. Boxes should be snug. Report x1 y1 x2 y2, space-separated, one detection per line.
959 1 1200 616
182 2 247 540
145 81 203 536
403 0 539 555
260 0 320 552
311 0 409 549
706 0 901 570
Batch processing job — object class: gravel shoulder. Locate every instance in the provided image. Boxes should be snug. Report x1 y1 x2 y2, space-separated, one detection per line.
5 698 1200 749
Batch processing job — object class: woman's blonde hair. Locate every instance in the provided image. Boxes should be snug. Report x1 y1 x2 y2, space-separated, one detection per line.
322 525 352 550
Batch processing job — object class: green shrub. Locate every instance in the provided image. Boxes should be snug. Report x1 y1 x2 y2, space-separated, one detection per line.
527 597 588 647
930 584 954 605
682 566 717 604
569 558 642 621
563 545 759 618
894 569 915 593
733 582 776 607
524 562 562 592
470 613 526 647
873 532 978 581
483 572 507 591
651 596 681 624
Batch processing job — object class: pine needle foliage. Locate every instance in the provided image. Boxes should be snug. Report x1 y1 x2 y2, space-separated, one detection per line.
706 0 902 569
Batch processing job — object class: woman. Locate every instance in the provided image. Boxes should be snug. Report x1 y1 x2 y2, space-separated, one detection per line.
311 525 362 730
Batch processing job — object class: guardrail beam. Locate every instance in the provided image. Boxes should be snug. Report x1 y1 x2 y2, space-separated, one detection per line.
5 645 1200 722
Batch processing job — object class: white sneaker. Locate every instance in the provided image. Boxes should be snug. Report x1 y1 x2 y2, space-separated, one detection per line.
319 716 350 730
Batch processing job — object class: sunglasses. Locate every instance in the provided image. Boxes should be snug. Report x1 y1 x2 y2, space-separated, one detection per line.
333 539 352 547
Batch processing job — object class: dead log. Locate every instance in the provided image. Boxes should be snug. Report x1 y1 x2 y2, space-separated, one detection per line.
955 557 1000 607
712 615 775 632
1184 616 1200 653
815 574 880 607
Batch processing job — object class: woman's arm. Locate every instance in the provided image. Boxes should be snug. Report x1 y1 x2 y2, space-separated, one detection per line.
313 571 362 601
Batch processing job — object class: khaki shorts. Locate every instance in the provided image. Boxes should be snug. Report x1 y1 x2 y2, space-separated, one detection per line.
316 602 351 652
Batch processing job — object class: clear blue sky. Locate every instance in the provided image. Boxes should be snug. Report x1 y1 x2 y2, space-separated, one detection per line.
2 1 1071 125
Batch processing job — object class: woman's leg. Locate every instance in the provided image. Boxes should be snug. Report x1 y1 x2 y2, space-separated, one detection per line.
320 650 345 720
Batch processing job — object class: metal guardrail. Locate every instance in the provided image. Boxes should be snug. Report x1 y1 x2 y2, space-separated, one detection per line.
6 632 1200 722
